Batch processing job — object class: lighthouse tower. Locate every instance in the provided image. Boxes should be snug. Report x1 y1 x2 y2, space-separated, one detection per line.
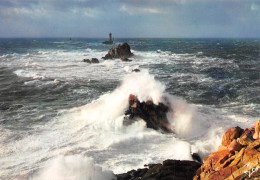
109 32 112 42
102 33 114 44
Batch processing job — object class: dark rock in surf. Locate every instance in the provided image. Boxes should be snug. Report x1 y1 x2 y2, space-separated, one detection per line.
120 57 132 62
132 68 140 72
102 43 133 60
116 159 201 180
91 58 99 63
82 58 99 63
82 59 91 63
124 94 174 133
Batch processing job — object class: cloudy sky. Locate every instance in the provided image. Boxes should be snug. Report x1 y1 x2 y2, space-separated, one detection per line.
0 0 259 38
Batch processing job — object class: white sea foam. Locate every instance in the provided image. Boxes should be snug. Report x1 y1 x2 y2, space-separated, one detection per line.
35 155 115 180
1 47 258 179
47 71 231 175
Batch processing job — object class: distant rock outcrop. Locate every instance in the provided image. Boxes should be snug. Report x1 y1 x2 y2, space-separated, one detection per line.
102 43 133 60
194 120 260 180
124 94 174 133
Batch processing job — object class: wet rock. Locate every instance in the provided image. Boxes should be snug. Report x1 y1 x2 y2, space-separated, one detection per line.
124 94 174 133
91 58 99 63
132 68 140 72
192 153 202 163
82 58 99 63
116 160 201 180
120 57 132 62
194 120 260 180
82 59 91 63
102 43 133 60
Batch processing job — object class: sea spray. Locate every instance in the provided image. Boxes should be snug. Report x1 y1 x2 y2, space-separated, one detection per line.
1 38 259 179
35 155 115 180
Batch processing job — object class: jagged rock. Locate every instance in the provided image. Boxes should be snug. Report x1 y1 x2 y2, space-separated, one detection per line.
116 160 201 180
91 58 99 63
82 59 91 63
102 43 133 60
124 94 174 133
194 120 260 180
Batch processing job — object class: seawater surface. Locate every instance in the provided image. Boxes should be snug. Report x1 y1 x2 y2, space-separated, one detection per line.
0 38 259 179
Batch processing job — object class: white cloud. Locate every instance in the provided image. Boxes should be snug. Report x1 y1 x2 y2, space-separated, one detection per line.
120 4 164 15
0 6 48 18
71 7 99 18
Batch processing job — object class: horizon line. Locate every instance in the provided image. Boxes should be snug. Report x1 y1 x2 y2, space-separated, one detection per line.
0 36 259 39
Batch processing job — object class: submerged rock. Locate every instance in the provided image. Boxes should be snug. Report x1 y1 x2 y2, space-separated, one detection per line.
132 68 140 72
91 58 99 63
194 120 260 180
116 159 201 180
82 59 91 63
82 58 99 63
124 94 174 133
120 57 132 62
102 43 133 60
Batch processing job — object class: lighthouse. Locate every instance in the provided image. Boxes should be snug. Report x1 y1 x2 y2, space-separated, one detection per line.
109 32 112 42
103 33 114 44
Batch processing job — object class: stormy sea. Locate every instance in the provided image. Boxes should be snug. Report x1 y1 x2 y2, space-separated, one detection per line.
0 38 259 179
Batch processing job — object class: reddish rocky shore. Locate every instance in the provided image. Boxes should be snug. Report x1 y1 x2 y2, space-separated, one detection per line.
194 121 260 180
116 94 260 180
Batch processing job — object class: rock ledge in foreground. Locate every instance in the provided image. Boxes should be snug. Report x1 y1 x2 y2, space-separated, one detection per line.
116 159 201 180
194 120 260 180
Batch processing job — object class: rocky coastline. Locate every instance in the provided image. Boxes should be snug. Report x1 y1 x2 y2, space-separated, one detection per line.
116 93 260 180
81 43 260 179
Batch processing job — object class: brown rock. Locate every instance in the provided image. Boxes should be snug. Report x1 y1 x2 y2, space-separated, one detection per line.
195 121 260 180
221 126 243 146
253 120 260 139
227 139 242 153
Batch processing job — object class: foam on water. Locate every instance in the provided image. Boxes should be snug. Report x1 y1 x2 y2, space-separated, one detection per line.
35 155 115 180
1 39 259 179
0 68 258 179
32 71 257 177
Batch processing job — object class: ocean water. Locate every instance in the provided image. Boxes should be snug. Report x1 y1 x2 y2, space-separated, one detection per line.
0 38 259 179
